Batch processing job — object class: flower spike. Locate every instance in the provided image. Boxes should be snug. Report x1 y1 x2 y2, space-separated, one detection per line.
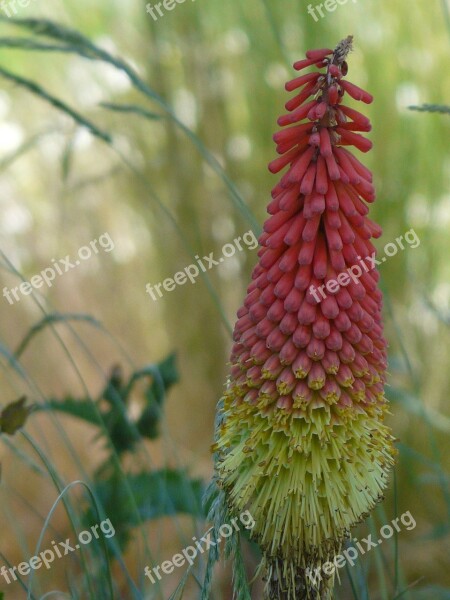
212 36 396 600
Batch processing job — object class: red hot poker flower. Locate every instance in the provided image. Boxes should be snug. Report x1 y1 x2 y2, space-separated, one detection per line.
213 36 396 599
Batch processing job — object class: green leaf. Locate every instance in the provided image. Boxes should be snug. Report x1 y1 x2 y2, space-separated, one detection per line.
0 396 34 435
87 469 205 549
133 353 179 440
125 352 179 401
35 354 179 452
156 352 179 390
35 394 139 454
35 397 102 426
101 364 127 406
102 408 139 454
136 402 161 440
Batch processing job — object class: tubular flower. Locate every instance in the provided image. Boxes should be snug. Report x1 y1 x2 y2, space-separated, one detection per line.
213 36 396 599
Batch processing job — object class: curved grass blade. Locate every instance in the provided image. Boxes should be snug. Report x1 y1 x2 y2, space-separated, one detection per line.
408 104 450 114
0 551 38 599
167 565 193 600
13 313 103 361
0 66 111 143
26 480 115 600
100 102 163 121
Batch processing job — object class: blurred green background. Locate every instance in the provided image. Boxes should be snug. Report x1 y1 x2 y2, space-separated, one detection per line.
0 0 449 598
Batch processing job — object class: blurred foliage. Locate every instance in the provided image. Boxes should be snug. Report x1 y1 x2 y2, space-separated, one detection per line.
0 396 33 436
38 353 179 451
89 468 204 548
35 352 205 549
409 104 450 115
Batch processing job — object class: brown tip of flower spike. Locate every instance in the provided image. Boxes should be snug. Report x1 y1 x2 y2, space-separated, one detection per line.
214 37 396 600
332 34 353 65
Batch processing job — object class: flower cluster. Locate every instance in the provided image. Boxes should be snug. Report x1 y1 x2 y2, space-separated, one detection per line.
213 36 396 599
